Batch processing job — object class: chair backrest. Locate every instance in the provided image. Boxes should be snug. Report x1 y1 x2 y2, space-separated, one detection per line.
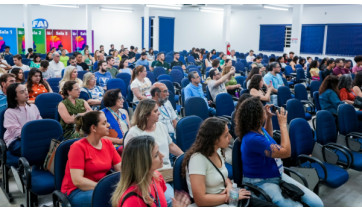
116 73 132 89
205 85 213 102
170 69 184 84
21 119 63 166
34 93 63 119
294 84 308 101
316 110 337 145
284 65 293 76
0 109 6 139
146 71 156 84
173 154 189 193
277 86 292 107
296 68 305 83
215 93 234 116
77 71 87 80
79 91 90 101
235 62 245 73
289 118 315 159
286 98 306 124
175 116 203 152
92 172 121 207
338 104 359 135
153 67 167 79
184 97 209 120
157 74 173 82
181 78 190 88
187 55 196 64
24 71 30 82
54 138 79 190
313 91 321 111
47 78 61 94
310 80 321 97
106 78 127 98
232 138 243 187
235 76 246 86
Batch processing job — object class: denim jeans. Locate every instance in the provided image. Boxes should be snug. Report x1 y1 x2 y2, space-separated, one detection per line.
67 189 93 207
243 173 323 207
165 183 174 207
8 139 21 157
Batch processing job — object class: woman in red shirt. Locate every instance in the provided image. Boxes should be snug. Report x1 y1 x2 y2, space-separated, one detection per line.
26 68 52 103
111 135 190 207
61 111 122 207
338 74 356 101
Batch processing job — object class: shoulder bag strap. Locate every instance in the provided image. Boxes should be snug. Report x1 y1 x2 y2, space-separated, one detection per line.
205 157 226 188
120 192 150 207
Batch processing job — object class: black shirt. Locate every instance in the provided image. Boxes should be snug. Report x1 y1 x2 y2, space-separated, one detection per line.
321 68 332 80
77 62 89 71
128 51 135 59
192 53 199 60
171 60 183 68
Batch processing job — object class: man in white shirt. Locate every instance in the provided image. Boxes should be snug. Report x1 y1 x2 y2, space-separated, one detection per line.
246 50 255 63
12 54 30 72
48 52 64 78
227 49 237 61
151 82 178 142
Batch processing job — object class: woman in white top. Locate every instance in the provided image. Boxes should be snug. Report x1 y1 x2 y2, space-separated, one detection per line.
205 52 213 68
249 74 273 104
59 66 83 93
124 99 183 206
130 65 152 103
182 117 251 207
81 72 104 110
118 58 132 76
147 48 155 62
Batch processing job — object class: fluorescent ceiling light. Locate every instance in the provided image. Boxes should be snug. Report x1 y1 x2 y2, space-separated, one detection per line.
146 4 182 10
40 4 79 8
100 7 133 13
199 7 224 14
263 5 289 11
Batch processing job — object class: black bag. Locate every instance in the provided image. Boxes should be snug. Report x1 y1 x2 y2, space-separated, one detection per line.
279 180 304 203
354 96 362 109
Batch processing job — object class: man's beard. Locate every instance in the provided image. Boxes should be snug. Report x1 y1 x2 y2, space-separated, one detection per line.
159 97 168 105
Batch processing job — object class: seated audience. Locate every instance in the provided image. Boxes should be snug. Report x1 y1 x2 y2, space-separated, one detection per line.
227 49 237 61
101 89 130 151
319 75 353 115
185 71 216 115
61 111 122 207
130 65 152 103
12 54 30 72
352 55 362 73
106 56 118 78
221 65 241 96
3 83 42 156
219 54 227 69
204 52 213 68
25 48 35 60
288 51 295 63
321 59 335 81
344 60 352 72
94 60 112 89
48 52 65 78
338 74 356 101
45 52 53 62
59 66 83 92
319 58 328 71
147 48 155 62
289 56 298 71
26 68 53 103
208 68 235 101
11 68 25 84
81 72 104 110
235 97 324 207
83 49 94 68
124 99 184 206
183 117 252 207
58 81 92 139
249 74 273 104
299 58 306 70
151 53 170 73
246 50 255 63
309 60 320 81
118 58 133 76
353 71 362 97
135 52 150 69
333 59 350 77
0 73 16 111
60 49 69 67
251 56 266 75
246 67 263 88
30 54 41 68
112 50 120 67
0 54 12 71
277 56 286 71
170 52 186 70
39 60 51 80
74 52 89 71
112 135 190 207
263 62 283 105
151 82 178 141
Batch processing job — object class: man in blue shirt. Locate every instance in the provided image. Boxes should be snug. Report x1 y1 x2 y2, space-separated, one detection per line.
263 62 283 105
94 60 112 90
184 71 216 115
135 52 150 68
0 73 16 111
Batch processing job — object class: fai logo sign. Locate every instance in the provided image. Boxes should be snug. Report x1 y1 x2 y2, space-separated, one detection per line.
32 19 49 29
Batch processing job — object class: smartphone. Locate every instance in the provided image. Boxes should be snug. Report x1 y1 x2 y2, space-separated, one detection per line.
271 105 282 114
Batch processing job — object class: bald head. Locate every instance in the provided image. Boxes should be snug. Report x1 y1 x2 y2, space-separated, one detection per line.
53 52 60 62
151 82 169 105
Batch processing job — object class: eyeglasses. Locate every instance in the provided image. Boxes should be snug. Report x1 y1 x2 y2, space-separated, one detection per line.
161 90 169 93
118 96 124 101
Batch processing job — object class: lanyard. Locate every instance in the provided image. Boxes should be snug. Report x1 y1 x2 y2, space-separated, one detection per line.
159 105 170 118
107 107 129 128
149 179 161 207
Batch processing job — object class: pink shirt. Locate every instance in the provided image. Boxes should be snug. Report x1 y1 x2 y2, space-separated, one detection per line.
4 104 42 147
352 65 362 74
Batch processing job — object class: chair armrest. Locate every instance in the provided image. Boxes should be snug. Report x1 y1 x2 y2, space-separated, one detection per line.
284 167 308 188
312 117 316 131
0 139 7 165
52 190 71 207
217 115 232 120
344 133 362 151
323 143 353 169
232 97 239 101
297 154 327 181
300 100 315 108
18 157 32 189
242 183 272 203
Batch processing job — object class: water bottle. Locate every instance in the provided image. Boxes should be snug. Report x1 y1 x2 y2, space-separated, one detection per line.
229 183 239 207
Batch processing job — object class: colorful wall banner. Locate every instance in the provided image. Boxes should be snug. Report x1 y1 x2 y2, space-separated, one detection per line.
72 30 87 52
17 28 46 54
17 28 25 54
46 29 71 53
0 27 17 55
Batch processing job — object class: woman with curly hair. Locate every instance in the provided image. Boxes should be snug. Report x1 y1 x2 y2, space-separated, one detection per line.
234 97 323 207
248 74 273 104
26 68 52 103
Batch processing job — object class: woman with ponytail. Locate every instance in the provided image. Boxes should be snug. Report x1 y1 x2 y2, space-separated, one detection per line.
61 111 122 207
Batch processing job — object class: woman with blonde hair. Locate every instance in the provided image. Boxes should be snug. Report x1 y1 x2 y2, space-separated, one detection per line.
59 66 83 92
221 65 241 96
112 135 190 207
81 72 104 110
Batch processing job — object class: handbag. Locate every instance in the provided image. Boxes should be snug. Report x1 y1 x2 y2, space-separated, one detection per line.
43 138 62 175
279 180 305 203
353 96 362 109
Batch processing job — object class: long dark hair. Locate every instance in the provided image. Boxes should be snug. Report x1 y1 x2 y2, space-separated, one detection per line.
248 74 263 90
118 58 128 70
353 71 362 88
75 111 102 135
27 68 50 94
319 75 340 95
246 67 261 82
235 97 264 138
6 83 29 108
182 117 228 177
11 68 24 83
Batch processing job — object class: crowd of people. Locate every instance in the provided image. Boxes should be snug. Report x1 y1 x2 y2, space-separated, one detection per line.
1 43 362 207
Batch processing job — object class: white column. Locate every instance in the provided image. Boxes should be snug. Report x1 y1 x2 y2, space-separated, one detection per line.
23 4 33 52
85 5 93 52
290 4 303 55
153 16 159 51
144 6 149 49
223 5 231 52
